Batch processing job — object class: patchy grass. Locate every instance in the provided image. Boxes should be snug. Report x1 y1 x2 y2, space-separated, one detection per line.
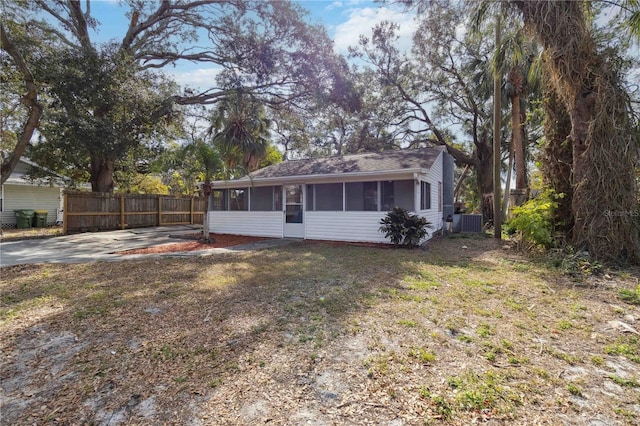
1 225 63 242
2 236 640 424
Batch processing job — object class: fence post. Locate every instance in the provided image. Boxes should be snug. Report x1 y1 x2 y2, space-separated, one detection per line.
158 196 163 226
190 197 194 224
120 194 125 229
63 191 68 235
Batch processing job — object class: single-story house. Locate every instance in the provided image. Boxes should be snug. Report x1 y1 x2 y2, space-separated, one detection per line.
1 158 68 228
208 147 454 243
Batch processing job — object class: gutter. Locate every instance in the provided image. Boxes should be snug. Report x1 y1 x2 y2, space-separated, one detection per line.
210 168 430 188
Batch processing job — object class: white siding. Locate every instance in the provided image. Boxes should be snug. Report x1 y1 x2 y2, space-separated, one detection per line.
418 151 445 239
205 152 450 244
306 211 389 243
1 184 62 227
208 211 282 237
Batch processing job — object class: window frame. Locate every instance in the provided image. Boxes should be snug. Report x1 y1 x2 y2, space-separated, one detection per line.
228 188 248 211
420 181 431 211
345 181 379 211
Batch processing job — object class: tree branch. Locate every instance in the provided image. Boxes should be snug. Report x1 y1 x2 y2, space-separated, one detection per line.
0 24 43 184
67 0 92 49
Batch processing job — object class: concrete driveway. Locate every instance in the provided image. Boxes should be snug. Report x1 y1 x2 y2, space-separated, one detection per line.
0 225 205 268
1 226 296 268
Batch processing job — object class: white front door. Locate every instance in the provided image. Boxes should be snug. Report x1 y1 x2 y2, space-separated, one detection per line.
284 184 304 238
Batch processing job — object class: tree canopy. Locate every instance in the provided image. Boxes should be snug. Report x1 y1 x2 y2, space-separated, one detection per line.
1 0 356 191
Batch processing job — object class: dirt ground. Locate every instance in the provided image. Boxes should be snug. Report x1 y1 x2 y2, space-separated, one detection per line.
1 235 640 425
117 233 270 255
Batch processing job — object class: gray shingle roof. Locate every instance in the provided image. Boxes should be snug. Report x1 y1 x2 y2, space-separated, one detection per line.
249 147 446 179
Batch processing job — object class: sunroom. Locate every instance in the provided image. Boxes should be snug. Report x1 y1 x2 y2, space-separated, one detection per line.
208 147 454 243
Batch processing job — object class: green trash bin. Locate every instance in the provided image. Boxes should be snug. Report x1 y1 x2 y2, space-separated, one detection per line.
14 209 35 229
33 210 48 228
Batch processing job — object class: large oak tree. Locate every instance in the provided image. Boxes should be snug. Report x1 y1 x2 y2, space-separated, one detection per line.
352 4 500 221
3 0 355 192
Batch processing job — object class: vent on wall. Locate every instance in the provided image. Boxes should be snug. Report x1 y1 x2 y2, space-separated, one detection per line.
460 214 483 233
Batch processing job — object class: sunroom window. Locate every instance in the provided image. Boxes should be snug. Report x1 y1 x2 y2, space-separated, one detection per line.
382 180 413 211
346 182 378 211
211 190 227 211
229 189 248 211
250 186 282 211
307 183 343 211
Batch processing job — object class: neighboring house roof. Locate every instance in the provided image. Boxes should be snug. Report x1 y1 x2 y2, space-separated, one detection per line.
213 147 447 188
3 157 71 187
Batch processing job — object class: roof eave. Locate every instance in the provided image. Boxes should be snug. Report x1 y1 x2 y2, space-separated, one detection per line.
211 168 429 188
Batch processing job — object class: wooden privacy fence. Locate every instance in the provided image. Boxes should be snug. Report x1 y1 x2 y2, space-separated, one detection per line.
63 191 205 233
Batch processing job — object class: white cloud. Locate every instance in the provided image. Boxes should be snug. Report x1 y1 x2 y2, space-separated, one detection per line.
327 0 367 10
333 6 417 55
168 67 223 90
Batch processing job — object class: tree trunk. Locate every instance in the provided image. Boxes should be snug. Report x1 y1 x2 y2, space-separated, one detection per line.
0 24 43 185
475 141 494 224
511 92 527 192
503 135 514 218
541 85 573 237
90 157 116 192
201 182 212 243
517 0 639 262
493 14 502 239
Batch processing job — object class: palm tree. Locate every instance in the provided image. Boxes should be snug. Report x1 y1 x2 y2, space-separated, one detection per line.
473 3 541 207
512 0 639 261
185 138 223 242
496 28 542 206
209 93 272 177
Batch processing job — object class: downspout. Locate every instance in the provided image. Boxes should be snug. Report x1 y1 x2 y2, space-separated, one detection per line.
413 172 420 213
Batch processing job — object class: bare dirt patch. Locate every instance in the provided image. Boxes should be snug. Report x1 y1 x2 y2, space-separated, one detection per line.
2 236 640 425
117 233 270 254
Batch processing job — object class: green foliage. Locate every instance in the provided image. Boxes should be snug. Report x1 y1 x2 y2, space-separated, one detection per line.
566 383 583 397
620 284 640 305
446 370 522 413
555 248 604 276
605 337 640 363
379 207 433 247
153 139 222 196
258 145 283 169
408 347 436 363
209 93 272 176
505 189 559 248
116 174 169 195
30 48 178 191
609 374 640 388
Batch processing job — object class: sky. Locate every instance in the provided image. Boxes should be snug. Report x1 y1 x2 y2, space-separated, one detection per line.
85 0 416 89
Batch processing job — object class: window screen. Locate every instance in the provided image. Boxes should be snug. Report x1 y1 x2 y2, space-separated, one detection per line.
382 180 414 211
211 190 226 211
274 186 282 211
251 186 279 211
229 189 248 211
393 180 414 210
346 182 378 211
315 183 343 211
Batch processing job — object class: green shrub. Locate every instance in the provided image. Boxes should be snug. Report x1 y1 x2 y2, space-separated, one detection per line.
505 190 560 249
562 248 604 276
620 284 640 305
379 207 433 247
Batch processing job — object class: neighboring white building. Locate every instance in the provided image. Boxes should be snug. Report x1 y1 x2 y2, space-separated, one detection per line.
1 158 68 228
208 147 455 243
